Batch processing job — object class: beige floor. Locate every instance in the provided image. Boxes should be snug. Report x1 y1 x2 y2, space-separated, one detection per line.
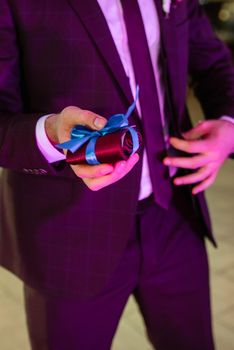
0 95 234 349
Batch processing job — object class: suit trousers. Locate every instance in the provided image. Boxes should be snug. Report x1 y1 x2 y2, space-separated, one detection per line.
23 189 215 350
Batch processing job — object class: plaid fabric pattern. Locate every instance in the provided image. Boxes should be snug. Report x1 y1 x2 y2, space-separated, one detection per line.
0 0 233 296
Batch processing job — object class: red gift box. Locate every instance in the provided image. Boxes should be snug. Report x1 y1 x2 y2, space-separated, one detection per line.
66 129 142 165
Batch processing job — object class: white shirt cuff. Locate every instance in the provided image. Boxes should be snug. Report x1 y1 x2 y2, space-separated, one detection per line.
220 116 234 125
36 115 66 163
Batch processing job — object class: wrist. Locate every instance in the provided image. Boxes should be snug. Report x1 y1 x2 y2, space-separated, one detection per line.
45 114 59 144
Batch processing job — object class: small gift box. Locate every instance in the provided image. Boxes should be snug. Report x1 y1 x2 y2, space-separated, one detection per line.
57 87 142 165
66 128 142 165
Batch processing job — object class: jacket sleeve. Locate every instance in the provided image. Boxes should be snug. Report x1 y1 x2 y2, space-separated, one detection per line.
0 0 72 176
188 0 234 121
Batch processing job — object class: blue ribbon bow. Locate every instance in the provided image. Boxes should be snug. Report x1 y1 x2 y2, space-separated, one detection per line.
57 86 140 165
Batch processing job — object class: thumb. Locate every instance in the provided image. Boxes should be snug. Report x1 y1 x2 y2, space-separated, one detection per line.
58 107 107 143
61 106 107 131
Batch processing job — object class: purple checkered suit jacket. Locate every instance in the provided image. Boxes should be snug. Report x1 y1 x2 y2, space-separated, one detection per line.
0 0 234 297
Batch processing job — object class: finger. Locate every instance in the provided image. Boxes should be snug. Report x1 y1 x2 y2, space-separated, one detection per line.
182 120 213 140
83 155 138 191
62 107 107 130
192 172 218 195
83 154 139 191
71 163 114 179
118 153 140 175
169 137 208 154
164 154 210 169
173 166 212 186
99 153 139 184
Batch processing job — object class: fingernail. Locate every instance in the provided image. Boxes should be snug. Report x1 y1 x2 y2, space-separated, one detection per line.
174 179 180 185
116 161 126 173
130 154 139 164
164 159 170 165
94 117 106 129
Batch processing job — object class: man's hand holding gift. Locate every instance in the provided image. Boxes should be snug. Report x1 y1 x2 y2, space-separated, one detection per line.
45 105 140 191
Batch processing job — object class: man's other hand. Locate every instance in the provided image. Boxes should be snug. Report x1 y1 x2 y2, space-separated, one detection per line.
163 120 234 194
45 106 139 190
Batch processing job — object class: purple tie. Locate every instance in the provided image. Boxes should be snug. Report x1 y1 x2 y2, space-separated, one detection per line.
120 0 172 209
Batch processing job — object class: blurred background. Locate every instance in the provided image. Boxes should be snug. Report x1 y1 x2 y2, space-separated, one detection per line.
202 0 234 52
0 1 234 349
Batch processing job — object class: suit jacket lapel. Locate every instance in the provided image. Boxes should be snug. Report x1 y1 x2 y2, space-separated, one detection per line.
67 0 181 121
67 0 133 105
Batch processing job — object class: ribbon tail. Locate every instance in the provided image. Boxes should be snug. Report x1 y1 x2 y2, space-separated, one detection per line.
126 127 140 155
85 136 100 165
124 85 139 122
57 135 91 153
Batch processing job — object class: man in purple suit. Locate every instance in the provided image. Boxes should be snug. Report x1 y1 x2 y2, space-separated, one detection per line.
0 0 234 349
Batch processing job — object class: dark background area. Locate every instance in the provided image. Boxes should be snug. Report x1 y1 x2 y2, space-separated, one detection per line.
201 0 234 54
